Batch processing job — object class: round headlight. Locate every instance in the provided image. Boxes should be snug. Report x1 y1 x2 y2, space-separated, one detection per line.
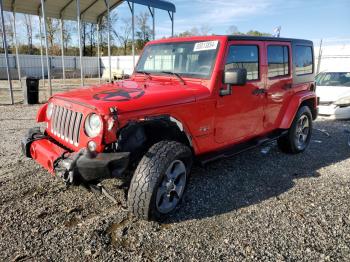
46 102 54 120
85 114 102 138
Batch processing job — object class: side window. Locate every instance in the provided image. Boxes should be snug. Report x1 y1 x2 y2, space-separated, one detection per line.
295 45 313 75
225 45 259 80
267 45 289 78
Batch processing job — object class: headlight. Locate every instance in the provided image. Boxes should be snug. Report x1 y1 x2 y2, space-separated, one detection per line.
334 96 350 107
85 114 102 138
46 102 54 120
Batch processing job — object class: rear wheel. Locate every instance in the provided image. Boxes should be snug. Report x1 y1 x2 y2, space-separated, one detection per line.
127 140 192 220
278 106 312 154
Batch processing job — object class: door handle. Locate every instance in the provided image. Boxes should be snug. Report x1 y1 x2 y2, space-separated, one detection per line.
252 88 266 95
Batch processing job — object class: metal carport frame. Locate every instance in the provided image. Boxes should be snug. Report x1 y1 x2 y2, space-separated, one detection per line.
0 0 176 104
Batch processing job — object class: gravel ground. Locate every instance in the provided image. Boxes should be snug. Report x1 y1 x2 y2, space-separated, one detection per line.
1 104 350 261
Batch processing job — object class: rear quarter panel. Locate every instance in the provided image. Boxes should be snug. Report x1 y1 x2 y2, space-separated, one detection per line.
279 90 317 129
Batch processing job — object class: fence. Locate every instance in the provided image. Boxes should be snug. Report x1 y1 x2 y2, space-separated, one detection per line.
0 54 139 80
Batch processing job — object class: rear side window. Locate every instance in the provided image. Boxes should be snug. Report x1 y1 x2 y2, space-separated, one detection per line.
225 45 259 80
295 45 313 75
267 45 289 78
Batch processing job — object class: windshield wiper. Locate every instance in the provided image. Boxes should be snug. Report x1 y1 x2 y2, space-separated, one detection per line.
136 70 152 80
160 71 186 85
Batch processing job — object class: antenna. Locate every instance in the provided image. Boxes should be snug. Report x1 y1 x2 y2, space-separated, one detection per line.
273 26 281 37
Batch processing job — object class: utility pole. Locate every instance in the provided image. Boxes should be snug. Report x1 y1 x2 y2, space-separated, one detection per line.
316 39 323 74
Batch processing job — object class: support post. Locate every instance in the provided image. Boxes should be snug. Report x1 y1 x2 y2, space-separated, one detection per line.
60 18 66 86
152 7 155 40
41 0 52 97
0 0 14 104
148 6 155 40
39 16 45 89
128 1 135 68
316 39 323 74
76 0 84 86
12 11 22 88
96 22 101 84
167 12 174 70
171 11 174 37
168 11 174 37
105 0 112 82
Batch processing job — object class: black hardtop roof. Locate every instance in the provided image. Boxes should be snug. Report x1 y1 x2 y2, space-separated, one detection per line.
225 35 313 45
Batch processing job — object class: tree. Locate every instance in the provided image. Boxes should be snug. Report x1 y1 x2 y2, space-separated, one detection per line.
89 23 96 56
246 30 272 36
63 21 73 53
81 22 97 56
198 24 212 36
24 15 33 54
177 30 193 37
176 25 212 38
45 18 60 55
225 26 272 36
136 12 152 51
98 13 118 55
82 22 87 55
113 18 132 55
0 13 14 53
226 25 240 35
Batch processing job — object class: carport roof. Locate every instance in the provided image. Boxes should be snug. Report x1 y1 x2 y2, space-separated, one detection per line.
2 0 176 23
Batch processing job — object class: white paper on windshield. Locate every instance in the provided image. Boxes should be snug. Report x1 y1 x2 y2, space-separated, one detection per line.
193 41 218 52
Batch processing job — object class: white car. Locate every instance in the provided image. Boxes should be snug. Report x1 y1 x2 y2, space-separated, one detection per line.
316 71 350 119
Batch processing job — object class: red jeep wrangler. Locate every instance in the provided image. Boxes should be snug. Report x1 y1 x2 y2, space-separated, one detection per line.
22 36 317 220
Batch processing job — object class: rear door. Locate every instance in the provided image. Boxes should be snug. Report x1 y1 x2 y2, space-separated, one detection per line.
264 41 294 130
214 41 265 144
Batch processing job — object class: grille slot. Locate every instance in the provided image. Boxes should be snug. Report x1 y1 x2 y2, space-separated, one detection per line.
51 105 83 146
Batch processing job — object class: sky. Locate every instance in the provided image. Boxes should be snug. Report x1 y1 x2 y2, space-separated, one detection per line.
5 0 350 46
116 0 350 44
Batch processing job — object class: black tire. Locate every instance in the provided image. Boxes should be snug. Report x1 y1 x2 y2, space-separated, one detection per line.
127 141 192 220
278 106 313 154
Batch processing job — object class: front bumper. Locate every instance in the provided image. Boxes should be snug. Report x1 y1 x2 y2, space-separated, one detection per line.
22 127 130 184
318 104 350 120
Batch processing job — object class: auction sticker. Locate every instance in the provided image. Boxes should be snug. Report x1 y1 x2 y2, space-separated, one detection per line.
193 41 218 52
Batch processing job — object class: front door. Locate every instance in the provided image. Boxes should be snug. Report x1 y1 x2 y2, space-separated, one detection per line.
214 41 266 144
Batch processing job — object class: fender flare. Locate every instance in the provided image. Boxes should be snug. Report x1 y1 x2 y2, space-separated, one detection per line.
118 115 197 154
279 91 317 129
168 116 196 151
36 103 48 122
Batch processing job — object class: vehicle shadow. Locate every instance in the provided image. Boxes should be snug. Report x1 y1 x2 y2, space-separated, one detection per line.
165 119 350 223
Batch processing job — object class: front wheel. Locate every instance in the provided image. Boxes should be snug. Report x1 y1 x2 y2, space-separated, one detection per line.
278 106 313 154
127 141 192 220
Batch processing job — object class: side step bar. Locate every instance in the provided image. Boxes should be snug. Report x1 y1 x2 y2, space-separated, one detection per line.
198 130 288 165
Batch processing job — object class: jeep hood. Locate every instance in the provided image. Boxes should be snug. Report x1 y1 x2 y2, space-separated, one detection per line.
52 79 210 114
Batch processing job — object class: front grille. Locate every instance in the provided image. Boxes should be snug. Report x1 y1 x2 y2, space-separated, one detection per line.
50 105 83 146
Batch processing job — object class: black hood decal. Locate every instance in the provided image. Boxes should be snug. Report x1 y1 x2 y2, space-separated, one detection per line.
93 88 145 102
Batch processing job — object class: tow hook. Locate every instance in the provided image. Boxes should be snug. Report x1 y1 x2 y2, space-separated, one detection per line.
54 149 85 186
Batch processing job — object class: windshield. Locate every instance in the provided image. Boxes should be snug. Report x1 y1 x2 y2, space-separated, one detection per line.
316 72 350 87
135 41 219 79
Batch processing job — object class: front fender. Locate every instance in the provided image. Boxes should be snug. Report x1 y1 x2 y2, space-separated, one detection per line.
279 91 317 129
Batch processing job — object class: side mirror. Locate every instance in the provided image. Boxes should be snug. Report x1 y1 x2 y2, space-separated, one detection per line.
220 68 247 96
224 68 247 86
